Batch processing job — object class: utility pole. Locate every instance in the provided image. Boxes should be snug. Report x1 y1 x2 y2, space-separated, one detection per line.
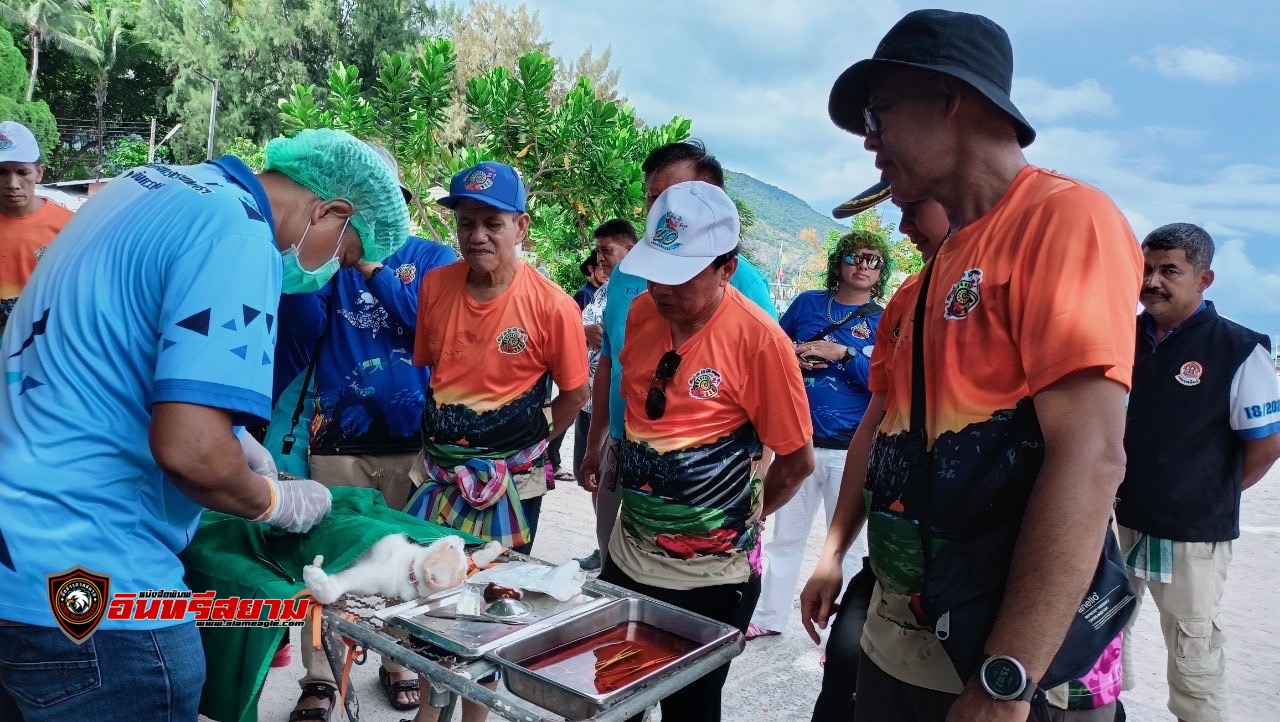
192 70 220 160
151 123 182 163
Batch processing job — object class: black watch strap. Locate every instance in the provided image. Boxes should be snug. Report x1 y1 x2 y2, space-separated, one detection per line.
838 346 854 365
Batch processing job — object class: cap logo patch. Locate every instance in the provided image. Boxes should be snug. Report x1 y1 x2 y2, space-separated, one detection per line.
1175 361 1203 387
688 367 723 400
650 211 686 251
0 133 12 151
464 166 496 191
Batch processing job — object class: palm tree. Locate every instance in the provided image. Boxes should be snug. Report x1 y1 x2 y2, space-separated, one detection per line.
0 0 101 101
81 2 138 167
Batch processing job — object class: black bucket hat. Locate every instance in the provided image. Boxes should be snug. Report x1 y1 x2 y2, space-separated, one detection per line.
829 9 1035 148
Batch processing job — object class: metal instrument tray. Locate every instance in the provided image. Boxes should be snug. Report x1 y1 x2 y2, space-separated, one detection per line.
486 596 744 720
381 583 611 659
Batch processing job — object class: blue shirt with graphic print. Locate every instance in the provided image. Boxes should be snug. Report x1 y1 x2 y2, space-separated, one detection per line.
0 155 279 629
275 237 457 455
779 290 880 449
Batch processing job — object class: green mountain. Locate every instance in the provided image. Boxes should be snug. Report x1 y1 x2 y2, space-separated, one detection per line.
723 169 846 286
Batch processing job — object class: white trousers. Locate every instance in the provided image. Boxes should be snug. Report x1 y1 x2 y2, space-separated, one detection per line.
752 446 866 632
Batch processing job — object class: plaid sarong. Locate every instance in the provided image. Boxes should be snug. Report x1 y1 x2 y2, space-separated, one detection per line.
404 440 548 548
1124 531 1174 583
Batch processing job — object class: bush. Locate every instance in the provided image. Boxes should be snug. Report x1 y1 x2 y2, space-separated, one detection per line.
224 137 264 170
105 137 172 173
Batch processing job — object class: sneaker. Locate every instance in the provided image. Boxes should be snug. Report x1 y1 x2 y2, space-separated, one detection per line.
577 549 602 571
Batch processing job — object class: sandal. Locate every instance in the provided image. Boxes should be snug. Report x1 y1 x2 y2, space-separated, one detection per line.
380 666 421 711
554 469 576 481
289 682 337 721
745 623 781 641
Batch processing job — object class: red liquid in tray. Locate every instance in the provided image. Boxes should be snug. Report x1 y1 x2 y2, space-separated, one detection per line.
519 621 699 695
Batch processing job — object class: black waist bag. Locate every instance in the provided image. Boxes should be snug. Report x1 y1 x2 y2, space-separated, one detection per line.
917 523 1135 687
902 257 1137 689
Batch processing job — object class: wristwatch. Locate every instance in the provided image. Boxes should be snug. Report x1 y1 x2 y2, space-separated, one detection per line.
978 655 1037 702
837 346 854 365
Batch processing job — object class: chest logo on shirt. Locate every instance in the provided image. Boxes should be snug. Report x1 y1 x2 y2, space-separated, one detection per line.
650 211 687 251
497 326 530 355
1175 361 1203 387
851 320 871 339
47 565 111 643
395 263 416 284
463 166 497 191
943 268 984 320
688 367 723 399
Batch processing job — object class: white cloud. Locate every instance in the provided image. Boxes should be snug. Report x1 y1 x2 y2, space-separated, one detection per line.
1210 239 1280 335
1013 78 1115 122
1130 46 1251 84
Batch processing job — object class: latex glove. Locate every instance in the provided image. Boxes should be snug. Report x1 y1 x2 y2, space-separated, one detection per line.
239 431 278 479
252 475 332 534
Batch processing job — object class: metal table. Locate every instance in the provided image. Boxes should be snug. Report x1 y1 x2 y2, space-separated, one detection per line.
318 578 742 721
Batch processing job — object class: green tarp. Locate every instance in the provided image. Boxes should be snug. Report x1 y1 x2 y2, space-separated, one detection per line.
181 487 479 722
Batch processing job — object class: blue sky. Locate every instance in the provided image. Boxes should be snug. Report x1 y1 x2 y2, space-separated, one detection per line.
512 0 1280 337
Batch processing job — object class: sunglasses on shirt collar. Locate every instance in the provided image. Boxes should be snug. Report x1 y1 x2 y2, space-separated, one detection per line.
645 350 682 420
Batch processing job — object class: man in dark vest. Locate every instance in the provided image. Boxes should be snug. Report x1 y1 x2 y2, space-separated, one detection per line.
1116 222 1280 722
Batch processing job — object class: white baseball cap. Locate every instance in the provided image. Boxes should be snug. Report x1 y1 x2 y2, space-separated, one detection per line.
0 121 41 164
618 180 740 285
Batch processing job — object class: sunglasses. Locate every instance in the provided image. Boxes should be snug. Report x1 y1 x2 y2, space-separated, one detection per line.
843 252 885 270
645 350 682 420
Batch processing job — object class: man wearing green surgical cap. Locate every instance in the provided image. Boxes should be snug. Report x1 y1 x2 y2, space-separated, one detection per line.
0 128 407 720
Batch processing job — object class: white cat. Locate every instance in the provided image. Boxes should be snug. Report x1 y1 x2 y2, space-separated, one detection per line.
303 535 502 604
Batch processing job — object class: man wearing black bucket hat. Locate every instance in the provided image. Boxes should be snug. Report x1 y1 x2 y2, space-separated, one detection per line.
825 9 1143 722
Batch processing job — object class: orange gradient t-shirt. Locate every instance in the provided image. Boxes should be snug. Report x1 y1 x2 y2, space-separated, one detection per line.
414 261 588 461
611 286 812 589
0 200 73 333
861 165 1142 700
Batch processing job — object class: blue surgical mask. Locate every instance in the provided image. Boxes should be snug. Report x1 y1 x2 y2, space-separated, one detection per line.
281 216 349 294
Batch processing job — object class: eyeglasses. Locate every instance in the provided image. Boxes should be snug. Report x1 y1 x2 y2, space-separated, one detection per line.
645 350 682 420
861 73 945 136
862 105 884 136
843 252 885 270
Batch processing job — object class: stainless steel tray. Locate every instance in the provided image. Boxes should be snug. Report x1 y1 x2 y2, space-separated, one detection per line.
487 596 744 720
381 583 611 658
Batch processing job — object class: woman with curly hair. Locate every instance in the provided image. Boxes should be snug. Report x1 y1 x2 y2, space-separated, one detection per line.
748 228 892 639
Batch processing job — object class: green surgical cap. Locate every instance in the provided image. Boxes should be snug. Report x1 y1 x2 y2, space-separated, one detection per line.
264 129 409 262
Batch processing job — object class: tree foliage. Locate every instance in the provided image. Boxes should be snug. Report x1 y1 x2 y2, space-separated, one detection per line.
279 44 690 291
0 24 57 153
0 0 100 101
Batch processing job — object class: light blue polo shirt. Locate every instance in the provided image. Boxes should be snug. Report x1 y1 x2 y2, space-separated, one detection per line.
0 156 280 629
601 257 777 439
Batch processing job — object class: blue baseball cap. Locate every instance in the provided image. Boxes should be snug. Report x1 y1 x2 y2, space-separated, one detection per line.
438 161 527 213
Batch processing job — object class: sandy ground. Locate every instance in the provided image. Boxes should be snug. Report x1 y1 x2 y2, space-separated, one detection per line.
242 434 1280 722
